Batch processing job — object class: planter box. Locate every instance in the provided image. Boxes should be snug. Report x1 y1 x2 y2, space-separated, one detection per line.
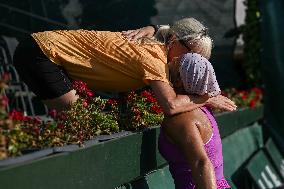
0 105 263 189
216 106 264 138
0 148 54 168
0 131 133 168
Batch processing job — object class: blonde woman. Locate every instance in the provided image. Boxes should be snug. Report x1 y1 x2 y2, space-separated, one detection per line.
124 18 231 189
14 17 234 188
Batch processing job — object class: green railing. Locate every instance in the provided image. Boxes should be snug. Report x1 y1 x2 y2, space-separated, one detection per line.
0 106 264 189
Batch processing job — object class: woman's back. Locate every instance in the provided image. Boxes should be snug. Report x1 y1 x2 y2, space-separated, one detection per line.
159 107 230 188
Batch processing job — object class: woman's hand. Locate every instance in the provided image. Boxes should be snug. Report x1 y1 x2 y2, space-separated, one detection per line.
206 95 237 111
122 26 155 41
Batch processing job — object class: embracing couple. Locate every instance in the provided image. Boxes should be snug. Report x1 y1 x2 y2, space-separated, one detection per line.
14 17 236 189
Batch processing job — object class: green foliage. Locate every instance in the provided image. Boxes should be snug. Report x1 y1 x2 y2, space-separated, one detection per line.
241 0 262 86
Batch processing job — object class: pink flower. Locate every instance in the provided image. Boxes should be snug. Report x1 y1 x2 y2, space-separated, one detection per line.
83 100 88 108
86 91 94 98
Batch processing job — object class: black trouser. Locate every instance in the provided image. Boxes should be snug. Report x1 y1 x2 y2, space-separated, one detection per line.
13 35 73 100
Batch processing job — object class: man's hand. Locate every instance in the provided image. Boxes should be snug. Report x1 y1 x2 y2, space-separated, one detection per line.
122 26 155 41
206 95 237 112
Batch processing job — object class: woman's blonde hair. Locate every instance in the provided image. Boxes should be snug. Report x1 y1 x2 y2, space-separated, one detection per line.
138 17 213 59
168 17 213 59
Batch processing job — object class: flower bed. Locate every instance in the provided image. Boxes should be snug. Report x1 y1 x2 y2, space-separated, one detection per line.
0 79 263 161
0 81 164 160
222 87 263 109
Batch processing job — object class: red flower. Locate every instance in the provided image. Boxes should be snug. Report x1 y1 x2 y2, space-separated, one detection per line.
141 90 152 98
72 81 88 95
57 123 65 130
33 117 42 125
9 110 24 121
151 105 163 114
107 99 117 106
127 91 136 101
141 90 157 103
132 107 141 116
1 72 11 81
57 112 67 121
33 127 41 135
252 87 262 95
48 109 57 119
147 96 157 103
241 94 248 100
237 90 248 101
23 116 33 123
249 100 256 109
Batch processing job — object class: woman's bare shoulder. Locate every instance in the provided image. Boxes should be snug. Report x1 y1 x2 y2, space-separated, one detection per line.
163 108 207 125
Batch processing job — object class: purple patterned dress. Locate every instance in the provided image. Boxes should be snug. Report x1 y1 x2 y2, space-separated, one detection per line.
158 107 230 189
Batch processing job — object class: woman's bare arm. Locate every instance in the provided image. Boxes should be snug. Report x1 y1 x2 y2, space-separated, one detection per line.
163 111 217 189
150 80 236 116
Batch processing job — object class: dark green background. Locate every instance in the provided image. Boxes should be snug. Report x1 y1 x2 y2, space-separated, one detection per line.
260 0 284 149
0 0 239 88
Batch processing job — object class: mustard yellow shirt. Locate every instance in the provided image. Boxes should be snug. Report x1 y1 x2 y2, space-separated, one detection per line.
31 30 169 92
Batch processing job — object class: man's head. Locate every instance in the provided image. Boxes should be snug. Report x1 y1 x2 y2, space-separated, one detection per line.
167 17 213 59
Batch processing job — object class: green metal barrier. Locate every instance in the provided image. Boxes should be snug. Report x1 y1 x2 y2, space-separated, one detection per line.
245 150 282 189
0 106 264 189
222 123 264 189
264 138 284 180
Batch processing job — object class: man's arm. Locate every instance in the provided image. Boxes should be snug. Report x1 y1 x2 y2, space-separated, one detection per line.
150 80 237 116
